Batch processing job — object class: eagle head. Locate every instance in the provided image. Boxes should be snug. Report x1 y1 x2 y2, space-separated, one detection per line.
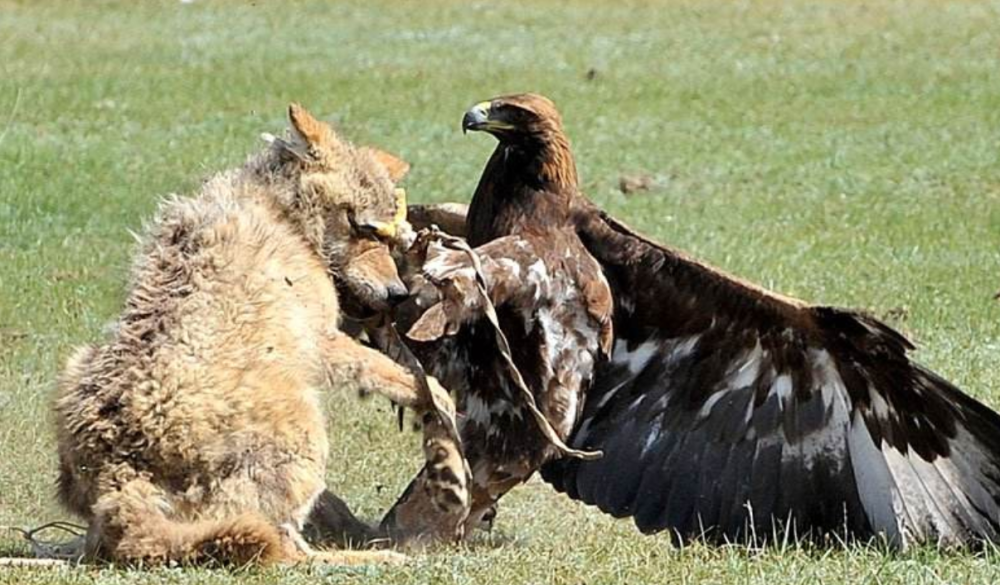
462 93 565 144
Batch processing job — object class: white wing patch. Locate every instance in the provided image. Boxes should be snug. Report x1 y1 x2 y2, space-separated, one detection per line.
698 390 727 420
880 432 1000 546
465 394 491 425
611 335 699 376
846 382 1000 547
842 362 1000 549
868 387 891 420
525 259 549 301
586 378 630 417
772 350 853 474
933 428 1000 533
729 341 763 390
494 257 522 281
423 243 476 282
672 336 700 361
640 417 663 458
772 374 793 405
612 340 659 375
848 410 905 546
466 393 525 427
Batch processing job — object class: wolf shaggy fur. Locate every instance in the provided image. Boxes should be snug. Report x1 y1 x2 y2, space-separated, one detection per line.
53 104 462 566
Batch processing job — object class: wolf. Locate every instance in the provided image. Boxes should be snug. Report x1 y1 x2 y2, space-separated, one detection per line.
52 104 468 566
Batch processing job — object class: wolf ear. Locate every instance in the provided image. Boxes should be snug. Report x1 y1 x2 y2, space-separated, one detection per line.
288 103 329 146
264 103 330 162
365 148 410 183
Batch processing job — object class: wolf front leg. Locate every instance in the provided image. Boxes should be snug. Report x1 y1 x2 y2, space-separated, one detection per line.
321 334 436 411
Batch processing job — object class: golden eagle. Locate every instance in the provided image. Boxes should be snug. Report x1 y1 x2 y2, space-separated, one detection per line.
404 93 1000 547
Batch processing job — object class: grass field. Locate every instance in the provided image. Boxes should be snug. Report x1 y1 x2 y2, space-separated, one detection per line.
2 0 1000 582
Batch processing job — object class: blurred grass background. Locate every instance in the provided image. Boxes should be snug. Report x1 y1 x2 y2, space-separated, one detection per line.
2 0 1000 583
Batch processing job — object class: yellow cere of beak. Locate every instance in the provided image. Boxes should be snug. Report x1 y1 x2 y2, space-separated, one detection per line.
373 221 396 238
372 189 407 239
392 188 407 227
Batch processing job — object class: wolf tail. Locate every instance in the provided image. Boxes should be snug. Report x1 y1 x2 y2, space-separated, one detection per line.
87 478 289 565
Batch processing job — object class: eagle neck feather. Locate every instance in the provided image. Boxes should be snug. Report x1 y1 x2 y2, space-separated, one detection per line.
535 131 578 190
468 132 579 246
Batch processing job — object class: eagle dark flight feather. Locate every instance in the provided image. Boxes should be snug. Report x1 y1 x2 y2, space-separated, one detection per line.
542 200 1000 546
413 93 1000 548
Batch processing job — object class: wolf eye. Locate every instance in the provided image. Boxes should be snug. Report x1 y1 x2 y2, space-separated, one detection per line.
348 214 379 238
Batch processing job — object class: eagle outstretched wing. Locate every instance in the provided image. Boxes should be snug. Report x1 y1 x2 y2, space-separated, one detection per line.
538 204 1000 547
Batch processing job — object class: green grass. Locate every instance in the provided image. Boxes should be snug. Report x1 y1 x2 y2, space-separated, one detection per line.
2 0 1000 582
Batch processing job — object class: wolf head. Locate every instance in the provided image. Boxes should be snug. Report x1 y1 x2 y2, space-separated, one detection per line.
264 103 412 313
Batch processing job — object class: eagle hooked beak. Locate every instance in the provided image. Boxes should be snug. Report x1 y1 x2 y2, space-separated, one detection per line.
462 101 514 135
462 102 490 134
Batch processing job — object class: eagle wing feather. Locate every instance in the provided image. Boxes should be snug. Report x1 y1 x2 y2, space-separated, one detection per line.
539 206 1000 547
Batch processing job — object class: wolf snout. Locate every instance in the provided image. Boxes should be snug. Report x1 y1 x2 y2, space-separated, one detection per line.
387 280 409 306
